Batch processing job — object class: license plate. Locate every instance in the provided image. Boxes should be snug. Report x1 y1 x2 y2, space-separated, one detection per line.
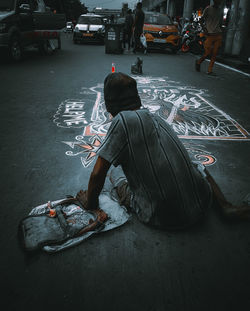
153 38 166 43
83 33 93 37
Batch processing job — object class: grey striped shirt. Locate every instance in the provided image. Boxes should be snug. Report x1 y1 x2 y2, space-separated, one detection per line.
98 108 211 228
203 6 222 34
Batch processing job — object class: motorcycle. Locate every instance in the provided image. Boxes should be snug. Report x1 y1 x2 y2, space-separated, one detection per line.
180 19 205 55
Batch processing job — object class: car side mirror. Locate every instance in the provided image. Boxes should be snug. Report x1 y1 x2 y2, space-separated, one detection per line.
19 4 31 13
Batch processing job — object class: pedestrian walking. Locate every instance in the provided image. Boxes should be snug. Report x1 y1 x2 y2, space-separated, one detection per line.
76 72 250 230
195 0 223 74
123 9 134 50
133 2 145 53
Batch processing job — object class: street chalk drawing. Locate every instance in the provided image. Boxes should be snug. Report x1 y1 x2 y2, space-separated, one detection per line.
53 99 88 128
53 76 249 168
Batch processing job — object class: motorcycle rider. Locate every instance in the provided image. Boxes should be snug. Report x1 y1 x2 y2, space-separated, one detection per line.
195 0 223 74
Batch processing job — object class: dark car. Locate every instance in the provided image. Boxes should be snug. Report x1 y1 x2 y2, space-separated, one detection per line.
0 0 66 60
73 14 105 44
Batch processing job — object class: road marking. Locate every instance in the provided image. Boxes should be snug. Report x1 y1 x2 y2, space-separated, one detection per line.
205 59 250 77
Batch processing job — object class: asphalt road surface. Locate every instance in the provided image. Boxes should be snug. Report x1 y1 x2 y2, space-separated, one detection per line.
1 34 250 311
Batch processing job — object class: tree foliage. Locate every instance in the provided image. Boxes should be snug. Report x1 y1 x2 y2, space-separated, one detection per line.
44 0 88 20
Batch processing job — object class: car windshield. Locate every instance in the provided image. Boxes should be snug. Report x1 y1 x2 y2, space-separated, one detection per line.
145 13 172 25
78 16 103 25
0 0 15 11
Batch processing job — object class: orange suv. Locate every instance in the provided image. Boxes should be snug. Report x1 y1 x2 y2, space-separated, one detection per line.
143 12 180 53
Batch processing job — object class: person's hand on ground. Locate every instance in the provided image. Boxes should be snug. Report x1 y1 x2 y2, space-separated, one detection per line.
93 208 109 223
76 189 108 223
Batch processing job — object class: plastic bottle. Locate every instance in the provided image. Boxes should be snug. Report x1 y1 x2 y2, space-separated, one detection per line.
47 201 56 217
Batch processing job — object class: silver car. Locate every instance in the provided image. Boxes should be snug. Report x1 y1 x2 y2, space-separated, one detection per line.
73 14 105 44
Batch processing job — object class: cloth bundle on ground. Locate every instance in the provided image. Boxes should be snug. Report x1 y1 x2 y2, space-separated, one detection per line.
19 192 129 253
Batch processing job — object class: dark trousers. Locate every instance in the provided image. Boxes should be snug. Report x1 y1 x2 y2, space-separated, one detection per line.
133 29 142 52
123 30 133 49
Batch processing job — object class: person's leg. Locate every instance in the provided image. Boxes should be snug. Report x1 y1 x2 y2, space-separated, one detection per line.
207 34 222 73
127 31 132 50
133 30 140 53
109 166 132 210
123 31 127 49
196 36 213 71
204 168 250 219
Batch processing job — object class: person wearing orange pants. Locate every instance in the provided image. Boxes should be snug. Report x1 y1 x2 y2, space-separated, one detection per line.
197 34 222 74
195 0 223 74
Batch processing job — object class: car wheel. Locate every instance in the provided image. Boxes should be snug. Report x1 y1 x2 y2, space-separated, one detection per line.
9 36 23 61
38 40 54 55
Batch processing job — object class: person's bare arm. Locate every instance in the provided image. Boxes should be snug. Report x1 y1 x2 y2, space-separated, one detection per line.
86 156 111 210
75 157 111 236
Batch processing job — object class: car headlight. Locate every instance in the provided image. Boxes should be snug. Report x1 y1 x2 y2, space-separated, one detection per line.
74 26 80 33
0 23 7 32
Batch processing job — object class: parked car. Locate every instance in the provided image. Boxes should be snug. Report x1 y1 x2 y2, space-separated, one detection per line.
143 12 180 53
73 14 105 44
0 0 66 61
65 21 74 33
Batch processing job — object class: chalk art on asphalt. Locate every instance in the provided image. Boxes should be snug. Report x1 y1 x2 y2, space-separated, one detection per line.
183 142 217 166
53 76 249 167
134 76 249 140
53 99 88 128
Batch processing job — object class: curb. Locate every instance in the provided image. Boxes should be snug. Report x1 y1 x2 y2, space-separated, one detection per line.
216 56 250 75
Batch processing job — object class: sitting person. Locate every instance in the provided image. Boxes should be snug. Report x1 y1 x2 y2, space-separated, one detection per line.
77 72 250 229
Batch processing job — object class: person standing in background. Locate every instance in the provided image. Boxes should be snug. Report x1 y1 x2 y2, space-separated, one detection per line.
133 2 145 53
195 0 223 74
124 9 134 51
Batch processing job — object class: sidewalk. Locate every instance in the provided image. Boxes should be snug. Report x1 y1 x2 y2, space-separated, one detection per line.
216 54 250 75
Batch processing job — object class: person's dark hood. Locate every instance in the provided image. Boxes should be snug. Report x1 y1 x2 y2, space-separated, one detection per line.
104 72 141 116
